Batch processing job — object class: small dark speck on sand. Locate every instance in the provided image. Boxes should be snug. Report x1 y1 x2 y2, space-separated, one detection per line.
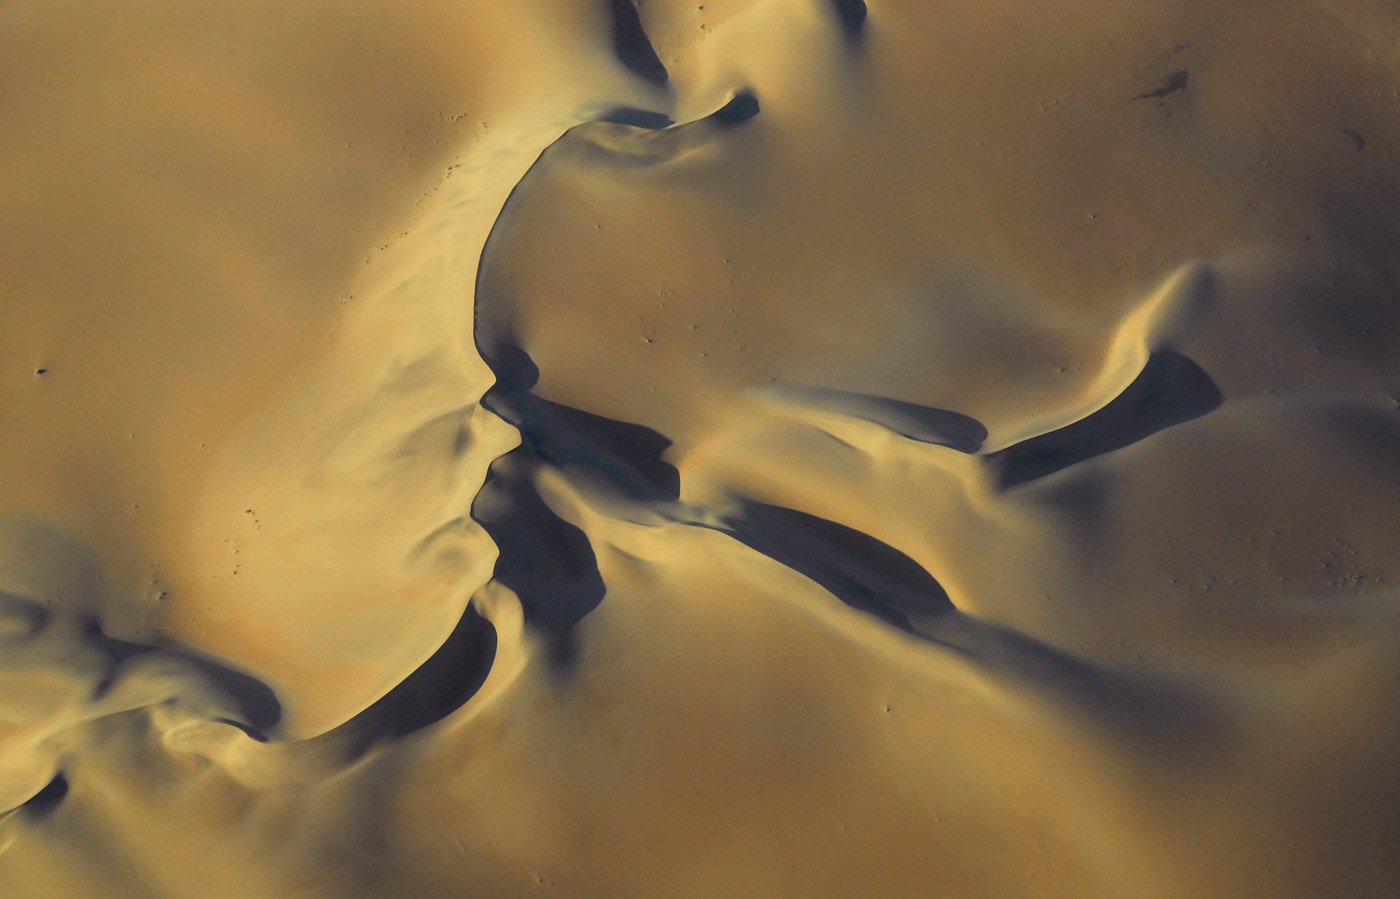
34 368 48 375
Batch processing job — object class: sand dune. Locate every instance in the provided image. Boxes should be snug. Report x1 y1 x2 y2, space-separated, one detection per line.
2 0 1400 895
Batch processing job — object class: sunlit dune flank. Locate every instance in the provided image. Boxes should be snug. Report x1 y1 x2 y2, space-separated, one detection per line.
2 1 1400 896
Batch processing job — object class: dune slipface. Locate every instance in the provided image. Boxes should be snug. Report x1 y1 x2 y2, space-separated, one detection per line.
2 1 1400 896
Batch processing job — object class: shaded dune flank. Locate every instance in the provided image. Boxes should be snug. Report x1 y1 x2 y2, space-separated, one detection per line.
986 349 1224 488
3 1 1400 897
607 0 670 86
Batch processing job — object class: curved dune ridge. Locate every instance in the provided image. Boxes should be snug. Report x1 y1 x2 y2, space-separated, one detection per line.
2 0 1400 896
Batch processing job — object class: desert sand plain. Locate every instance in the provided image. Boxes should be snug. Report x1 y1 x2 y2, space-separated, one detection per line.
2 0 1400 896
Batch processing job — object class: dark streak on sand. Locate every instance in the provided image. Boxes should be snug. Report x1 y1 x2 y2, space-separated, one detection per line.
764 383 987 452
472 452 605 673
480 341 680 504
19 773 68 819
721 502 957 631
829 0 868 36
711 90 761 127
607 0 668 86
467 112 739 677
597 107 674 130
716 503 1221 758
1342 129 1366 152
335 604 497 754
80 616 283 734
471 339 679 673
1132 70 1188 101
986 350 1222 488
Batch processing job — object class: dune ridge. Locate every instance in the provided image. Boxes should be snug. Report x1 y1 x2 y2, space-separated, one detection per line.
2 0 1400 896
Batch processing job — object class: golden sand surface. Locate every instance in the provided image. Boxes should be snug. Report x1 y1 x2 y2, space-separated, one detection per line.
2 1 1400 895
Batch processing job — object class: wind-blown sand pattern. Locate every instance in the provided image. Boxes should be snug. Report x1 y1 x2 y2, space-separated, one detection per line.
2 1 1400 895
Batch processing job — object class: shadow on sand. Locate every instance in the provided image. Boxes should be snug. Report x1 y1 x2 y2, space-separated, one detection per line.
473 338 681 672
986 349 1222 488
716 500 1220 755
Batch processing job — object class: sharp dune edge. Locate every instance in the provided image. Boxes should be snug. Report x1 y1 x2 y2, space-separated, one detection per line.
2 0 1400 895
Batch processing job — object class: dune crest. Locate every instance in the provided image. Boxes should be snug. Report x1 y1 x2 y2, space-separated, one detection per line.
3 0 1400 896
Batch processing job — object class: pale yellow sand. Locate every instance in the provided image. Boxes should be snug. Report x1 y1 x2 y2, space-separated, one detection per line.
2 1 1399 896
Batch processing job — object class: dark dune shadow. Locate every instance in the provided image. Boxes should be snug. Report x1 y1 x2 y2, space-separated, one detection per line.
918 614 1220 755
829 0 868 36
607 0 668 86
211 718 271 743
710 90 760 127
471 108 723 672
482 340 680 503
544 89 762 172
463 89 1219 755
596 106 674 130
478 338 540 396
169 656 281 734
526 397 681 501
19 773 68 819
0 591 51 636
1132 69 1188 101
473 342 676 667
986 349 1222 488
715 504 1216 753
720 501 956 632
334 604 496 754
765 383 987 451
471 453 606 672
81 617 282 735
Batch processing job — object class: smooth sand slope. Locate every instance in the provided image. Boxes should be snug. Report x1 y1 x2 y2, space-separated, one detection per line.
2 0 1400 895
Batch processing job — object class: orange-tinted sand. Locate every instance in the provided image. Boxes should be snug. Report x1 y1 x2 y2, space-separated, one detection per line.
3 1 1400 895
